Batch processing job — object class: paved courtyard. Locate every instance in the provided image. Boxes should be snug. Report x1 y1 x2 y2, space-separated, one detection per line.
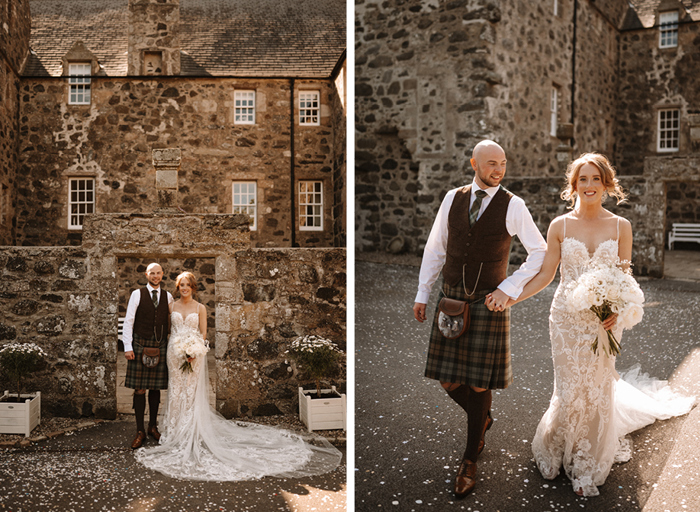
355 260 700 511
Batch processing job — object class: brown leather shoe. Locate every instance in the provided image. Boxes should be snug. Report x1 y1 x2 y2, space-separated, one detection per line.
454 459 477 499
147 425 161 441
478 411 493 455
131 431 147 450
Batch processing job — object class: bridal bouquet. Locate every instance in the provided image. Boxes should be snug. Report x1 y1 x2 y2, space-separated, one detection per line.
565 261 645 357
174 331 209 373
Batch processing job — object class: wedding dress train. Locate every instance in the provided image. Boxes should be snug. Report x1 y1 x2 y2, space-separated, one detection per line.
532 230 694 497
135 311 342 481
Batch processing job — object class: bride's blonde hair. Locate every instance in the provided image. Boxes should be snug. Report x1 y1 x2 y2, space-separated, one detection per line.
561 152 627 208
175 271 198 300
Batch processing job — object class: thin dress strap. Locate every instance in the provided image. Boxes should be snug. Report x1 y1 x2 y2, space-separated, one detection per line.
616 217 620 241
563 216 567 238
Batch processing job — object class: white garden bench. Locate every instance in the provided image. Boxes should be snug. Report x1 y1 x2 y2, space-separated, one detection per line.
668 223 700 250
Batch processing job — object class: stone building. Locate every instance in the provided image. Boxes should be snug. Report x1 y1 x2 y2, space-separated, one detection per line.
0 0 347 419
6 0 346 249
356 0 700 276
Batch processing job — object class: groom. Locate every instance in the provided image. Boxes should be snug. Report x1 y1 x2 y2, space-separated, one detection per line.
412 140 546 498
122 262 173 449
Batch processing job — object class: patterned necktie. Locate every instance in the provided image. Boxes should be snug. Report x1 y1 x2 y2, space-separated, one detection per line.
469 190 488 226
151 289 159 308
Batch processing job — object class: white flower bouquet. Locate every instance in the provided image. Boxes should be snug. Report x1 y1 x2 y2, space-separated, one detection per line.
173 331 209 373
565 261 645 357
287 335 343 397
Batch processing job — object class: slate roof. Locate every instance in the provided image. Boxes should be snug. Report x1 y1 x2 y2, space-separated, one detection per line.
626 0 700 29
24 0 346 78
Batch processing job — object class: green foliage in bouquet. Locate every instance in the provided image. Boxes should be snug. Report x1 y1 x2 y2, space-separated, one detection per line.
0 343 47 399
288 335 343 397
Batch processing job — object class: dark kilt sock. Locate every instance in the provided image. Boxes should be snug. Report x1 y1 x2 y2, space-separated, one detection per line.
148 390 160 428
445 385 491 462
133 392 146 432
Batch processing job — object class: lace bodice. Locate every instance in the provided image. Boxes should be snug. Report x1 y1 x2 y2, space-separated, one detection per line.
170 310 200 335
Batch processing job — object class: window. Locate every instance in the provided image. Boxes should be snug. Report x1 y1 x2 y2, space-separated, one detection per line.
658 109 680 152
68 63 91 105
143 51 163 75
232 181 257 230
234 91 255 124
550 87 558 137
299 181 323 231
68 178 95 229
299 91 320 126
659 11 679 48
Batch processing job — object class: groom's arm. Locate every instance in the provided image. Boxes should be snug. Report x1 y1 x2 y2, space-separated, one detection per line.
487 197 546 310
122 289 140 359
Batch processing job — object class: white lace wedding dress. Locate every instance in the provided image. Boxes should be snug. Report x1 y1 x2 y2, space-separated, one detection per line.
532 228 695 497
134 311 342 481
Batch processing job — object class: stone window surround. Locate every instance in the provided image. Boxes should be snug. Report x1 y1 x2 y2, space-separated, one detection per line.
299 90 321 126
68 177 96 230
298 180 323 231
234 90 256 124
232 181 257 230
68 63 92 105
657 107 680 153
658 11 679 49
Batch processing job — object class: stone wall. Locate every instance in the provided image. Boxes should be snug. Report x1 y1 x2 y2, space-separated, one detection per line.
0 0 31 245
616 16 700 174
666 181 700 234
355 0 623 256
0 246 117 419
16 77 339 248
215 247 346 418
0 213 346 419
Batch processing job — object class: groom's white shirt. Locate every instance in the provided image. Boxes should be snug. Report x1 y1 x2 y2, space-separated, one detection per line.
122 284 174 353
415 178 547 304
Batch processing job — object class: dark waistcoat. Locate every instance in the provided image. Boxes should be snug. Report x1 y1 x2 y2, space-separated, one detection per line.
133 287 169 341
443 185 513 292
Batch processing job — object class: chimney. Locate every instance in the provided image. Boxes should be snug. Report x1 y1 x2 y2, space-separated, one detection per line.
128 0 181 76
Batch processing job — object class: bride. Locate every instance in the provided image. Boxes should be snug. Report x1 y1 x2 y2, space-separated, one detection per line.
501 153 694 496
134 271 342 481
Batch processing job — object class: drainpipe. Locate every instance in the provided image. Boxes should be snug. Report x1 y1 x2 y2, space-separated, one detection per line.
290 78 297 247
571 0 577 143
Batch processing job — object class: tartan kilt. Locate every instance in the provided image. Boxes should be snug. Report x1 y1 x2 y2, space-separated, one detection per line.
125 333 169 390
425 280 512 389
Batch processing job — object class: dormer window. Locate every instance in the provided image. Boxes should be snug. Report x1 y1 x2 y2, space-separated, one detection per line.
659 11 679 48
68 63 91 105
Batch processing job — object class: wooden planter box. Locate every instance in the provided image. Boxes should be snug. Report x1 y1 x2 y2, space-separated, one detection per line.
298 386 346 432
0 391 41 437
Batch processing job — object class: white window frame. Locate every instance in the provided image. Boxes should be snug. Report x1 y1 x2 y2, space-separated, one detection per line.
554 0 558 17
298 181 323 231
68 63 92 105
299 91 320 126
659 11 679 49
550 86 558 137
657 109 680 152
232 181 257 230
234 90 256 124
68 178 95 230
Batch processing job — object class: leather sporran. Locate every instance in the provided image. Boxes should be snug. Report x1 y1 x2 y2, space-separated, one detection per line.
142 347 160 368
437 297 470 339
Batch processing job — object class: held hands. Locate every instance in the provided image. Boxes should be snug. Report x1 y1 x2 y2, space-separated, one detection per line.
602 313 618 331
413 303 427 323
485 289 514 312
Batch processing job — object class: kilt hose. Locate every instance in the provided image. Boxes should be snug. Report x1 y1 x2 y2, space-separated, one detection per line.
125 332 169 390
425 280 512 389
